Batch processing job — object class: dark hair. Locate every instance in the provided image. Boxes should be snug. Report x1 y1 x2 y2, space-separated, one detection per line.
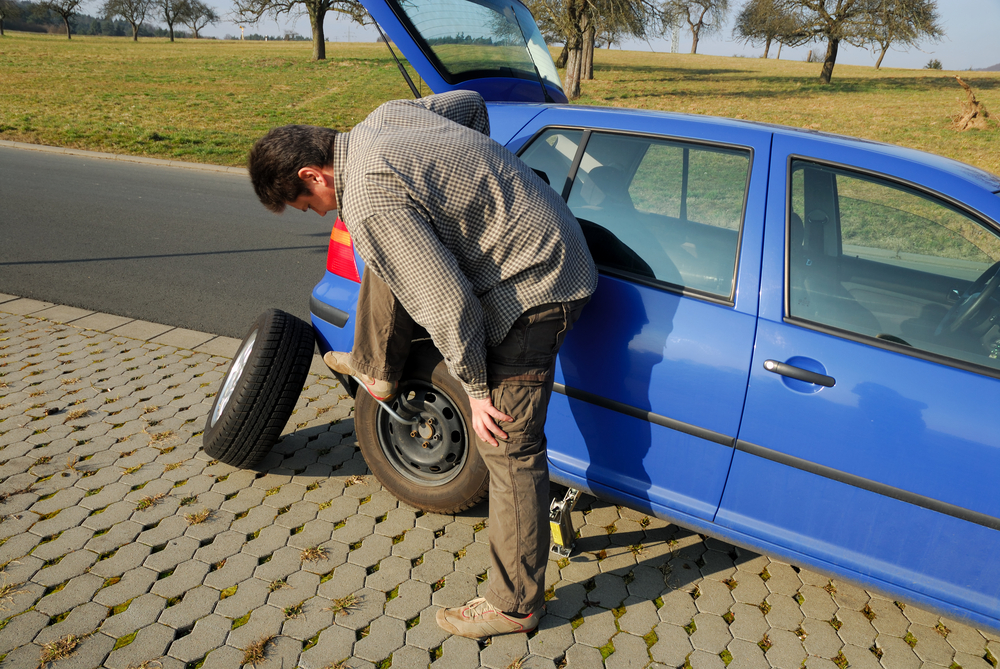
248 125 339 213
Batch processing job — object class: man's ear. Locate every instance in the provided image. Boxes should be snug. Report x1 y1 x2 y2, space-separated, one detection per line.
297 166 327 187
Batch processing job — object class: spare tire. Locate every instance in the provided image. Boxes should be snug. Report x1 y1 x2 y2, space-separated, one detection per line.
203 309 315 468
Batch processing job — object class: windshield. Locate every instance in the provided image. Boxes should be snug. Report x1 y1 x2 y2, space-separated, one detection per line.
391 0 563 94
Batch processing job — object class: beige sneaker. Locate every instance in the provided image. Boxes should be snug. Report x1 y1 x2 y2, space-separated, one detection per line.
322 351 398 402
435 597 540 639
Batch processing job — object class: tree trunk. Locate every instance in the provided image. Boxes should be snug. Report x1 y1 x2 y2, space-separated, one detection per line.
131 22 138 40
309 6 326 60
1 19 5 36
763 37 771 59
690 24 699 54
819 38 839 84
563 37 582 100
168 21 174 41
556 44 567 68
63 15 71 39
875 44 888 69
582 25 594 80
777 41 782 59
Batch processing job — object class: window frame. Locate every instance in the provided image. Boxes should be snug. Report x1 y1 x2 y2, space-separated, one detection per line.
517 125 754 307
783 154 1000 381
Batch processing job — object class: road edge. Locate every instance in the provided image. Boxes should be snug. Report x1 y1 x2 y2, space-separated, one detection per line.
0 139 248 176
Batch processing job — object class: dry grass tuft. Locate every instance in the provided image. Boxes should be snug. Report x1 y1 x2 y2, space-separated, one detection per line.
241 634 277 667
135 492 168 511
184 508 212 525
324 592 363 616
0 569 29 611
148 429 175 444
65 409 90 421
345 474 366 486
39 633 88 664
300 546 328 562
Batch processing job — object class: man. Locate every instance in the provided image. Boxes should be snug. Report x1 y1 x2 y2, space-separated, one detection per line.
248 89 596 638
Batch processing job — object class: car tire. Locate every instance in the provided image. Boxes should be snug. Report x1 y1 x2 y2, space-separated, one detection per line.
356 346 489 514
203 309 315 468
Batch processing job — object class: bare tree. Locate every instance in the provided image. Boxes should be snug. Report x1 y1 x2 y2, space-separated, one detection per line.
732 0 799 58
159 0 188 40
870 0 941 69
662 0 729 54
235 0 367 60
0 0 22 35
179 0 214 37
102 0 153 39
528 0 664 98
36 0 85 38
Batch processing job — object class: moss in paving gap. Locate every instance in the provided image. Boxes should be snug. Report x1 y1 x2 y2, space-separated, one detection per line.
112 629 138 651
759 600 772 616
985 647 998 668
683 618 697 636
870 642 884 660
861 603 876 621
570 613 585 630
405 615 420 630
936 621 951 637
374 654 393 669
759 567 771 582
219 585 238 600
47 610 70 626
653 596 664 609
723 609 735 625
99 576 120 590
165 595 182 608
320 568 337 584
719 648 733 666
794 591 806 605
643 628 659 648
386 585 399 602
302 631 321 651
829 616 843 631
599 638 615 660
430 645 443 661
904 631 918 647
356 624 371 641
833 651 849 669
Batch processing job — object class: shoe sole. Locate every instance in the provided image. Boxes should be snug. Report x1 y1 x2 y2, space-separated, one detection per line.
434 608 538 639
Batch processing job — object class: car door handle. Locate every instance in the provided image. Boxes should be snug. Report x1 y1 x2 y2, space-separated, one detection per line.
763 360 836 387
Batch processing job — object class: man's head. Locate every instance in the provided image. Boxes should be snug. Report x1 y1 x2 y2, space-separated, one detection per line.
248 125 339 214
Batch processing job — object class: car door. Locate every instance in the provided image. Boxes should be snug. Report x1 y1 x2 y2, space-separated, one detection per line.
721 132 1000 628
510 108 771 522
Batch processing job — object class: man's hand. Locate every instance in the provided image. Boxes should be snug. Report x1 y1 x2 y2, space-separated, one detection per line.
469 395 513 447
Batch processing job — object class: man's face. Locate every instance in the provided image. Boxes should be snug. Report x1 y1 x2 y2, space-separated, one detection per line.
289 166 337 216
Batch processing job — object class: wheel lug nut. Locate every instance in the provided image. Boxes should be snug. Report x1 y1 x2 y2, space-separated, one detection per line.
426 417 435 425
410 431 418 438
422 442 431 449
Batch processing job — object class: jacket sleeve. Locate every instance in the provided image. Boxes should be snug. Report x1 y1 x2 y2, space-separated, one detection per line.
411 90 490 136
350 206 490 399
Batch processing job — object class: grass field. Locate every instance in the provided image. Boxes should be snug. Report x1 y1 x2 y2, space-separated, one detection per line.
2 31 999 173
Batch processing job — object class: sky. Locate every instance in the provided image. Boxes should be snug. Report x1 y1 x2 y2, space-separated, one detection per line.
194 0 1000 72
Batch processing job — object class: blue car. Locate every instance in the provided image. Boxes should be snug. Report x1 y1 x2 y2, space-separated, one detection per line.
209 0 1000 633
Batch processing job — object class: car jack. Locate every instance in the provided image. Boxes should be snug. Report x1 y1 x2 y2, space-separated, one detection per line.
549 487 581 557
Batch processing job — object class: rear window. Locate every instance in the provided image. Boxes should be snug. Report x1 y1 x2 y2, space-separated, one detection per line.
387 0 562 91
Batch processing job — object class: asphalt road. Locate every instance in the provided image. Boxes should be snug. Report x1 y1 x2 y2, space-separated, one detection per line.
0 146 334 338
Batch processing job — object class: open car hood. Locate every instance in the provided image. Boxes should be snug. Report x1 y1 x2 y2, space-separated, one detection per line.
363 0 567 103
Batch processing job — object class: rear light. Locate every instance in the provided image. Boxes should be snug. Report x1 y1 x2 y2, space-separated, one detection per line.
326 217 361 283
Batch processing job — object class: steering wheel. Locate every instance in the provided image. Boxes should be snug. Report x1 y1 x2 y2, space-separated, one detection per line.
935 260 1000 336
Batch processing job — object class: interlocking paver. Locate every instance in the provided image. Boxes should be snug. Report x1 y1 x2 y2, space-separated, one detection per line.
4 309 998 669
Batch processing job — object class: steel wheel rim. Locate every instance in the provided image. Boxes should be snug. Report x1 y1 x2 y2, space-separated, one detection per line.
211 330 257 428
376 379 469 486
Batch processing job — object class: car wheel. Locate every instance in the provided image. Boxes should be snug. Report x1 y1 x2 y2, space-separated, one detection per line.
203 309 315 468
356 348 489 514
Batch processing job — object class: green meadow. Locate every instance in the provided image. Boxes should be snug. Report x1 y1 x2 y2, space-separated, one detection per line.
2 31 999 174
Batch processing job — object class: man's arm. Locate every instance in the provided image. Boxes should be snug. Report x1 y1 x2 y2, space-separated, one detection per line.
409 90 490 136
351 206 490 399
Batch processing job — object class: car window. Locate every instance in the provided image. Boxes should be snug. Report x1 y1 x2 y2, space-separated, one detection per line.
517 128 585 197
554 131 748 299
788 160 1000 372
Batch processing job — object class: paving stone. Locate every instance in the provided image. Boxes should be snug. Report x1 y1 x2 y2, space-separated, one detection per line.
573 605 617 648
528 613 575 660
385 579 432 622
762 628 806 668
618 597 659 636
695 577 736 616
831 579 870 611
158 585 220 629
29 549 98 588
725 638 768 669
392 527 436 560
480 632 529 669
166 613 232 663
605 631 652 669
909 623 959 665
941 617 988 655
564 640 606 668
46 630 116 669
545 581 586 620
797 583 838 621
690 611 733 654
354 614 407 663
333 587 386 631
801 615 844 657
411 549 456 586
876 634 922 669
298 623 356 669
764 592 804 631
0 610 48 655
317 562 367 601
431 570 479 609
368 555 417 594
406 606 450 651
689 648 725 669
839 642 883 669
150 559 211 600
225 603 286 649
280 598 335 641
214 576 270 619
432 633 480 668
101 592 168 637
35 573 104 617
658 586 699 627
588 572 628 609
103 622 177 669
836 608 878 648
143 535 200 573
34 601 108 646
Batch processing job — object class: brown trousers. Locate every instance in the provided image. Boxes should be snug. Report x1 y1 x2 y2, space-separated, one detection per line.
350 270 586 613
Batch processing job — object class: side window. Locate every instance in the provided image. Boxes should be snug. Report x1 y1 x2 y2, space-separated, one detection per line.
789 160 1000 372
517 129 584 198
567 132 749 299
